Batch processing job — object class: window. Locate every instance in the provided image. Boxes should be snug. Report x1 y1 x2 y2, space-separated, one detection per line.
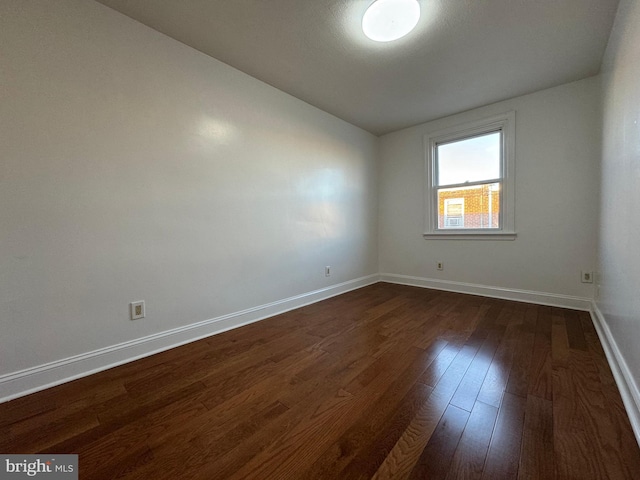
424 112 516 240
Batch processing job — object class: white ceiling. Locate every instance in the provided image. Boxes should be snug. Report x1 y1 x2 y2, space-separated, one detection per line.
95 0 619 136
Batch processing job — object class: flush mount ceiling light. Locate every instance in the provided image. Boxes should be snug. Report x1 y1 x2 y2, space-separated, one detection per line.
362 0 421 42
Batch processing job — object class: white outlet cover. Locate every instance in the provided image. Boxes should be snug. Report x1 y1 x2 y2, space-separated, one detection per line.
581 271 593 283
130 300 145 320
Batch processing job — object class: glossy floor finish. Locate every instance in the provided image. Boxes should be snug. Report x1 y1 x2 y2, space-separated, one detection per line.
1 283 639 479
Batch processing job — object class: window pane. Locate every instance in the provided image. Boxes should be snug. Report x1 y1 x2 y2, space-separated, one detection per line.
437 131 501 186
437 183 500 229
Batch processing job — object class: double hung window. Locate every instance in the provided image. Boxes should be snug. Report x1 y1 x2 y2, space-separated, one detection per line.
424 112 516 240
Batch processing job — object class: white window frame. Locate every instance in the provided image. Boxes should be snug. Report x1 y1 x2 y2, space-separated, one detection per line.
423 111 516 240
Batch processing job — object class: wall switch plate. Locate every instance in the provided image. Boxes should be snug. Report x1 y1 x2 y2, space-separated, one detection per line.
437 262 444 271
130 300 145 320
581 271 593 283
325 266 331 277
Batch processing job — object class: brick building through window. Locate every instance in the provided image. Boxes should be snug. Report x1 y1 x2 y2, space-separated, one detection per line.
438 183 500 229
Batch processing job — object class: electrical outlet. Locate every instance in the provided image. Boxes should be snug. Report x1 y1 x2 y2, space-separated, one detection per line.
581 271 593 283
130 300 145 320
437 262 443 271
325 266 331 277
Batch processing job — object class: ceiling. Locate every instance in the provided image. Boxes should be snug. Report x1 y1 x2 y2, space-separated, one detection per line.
95 0 619 136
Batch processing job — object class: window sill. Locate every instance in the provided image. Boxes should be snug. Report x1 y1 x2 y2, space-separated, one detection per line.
423 231 517 240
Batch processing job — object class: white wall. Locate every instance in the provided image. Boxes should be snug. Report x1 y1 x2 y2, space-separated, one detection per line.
598 0 640 420
0 0 378 381
379 77 601 300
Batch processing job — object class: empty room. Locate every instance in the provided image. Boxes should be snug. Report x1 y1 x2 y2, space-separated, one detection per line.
1 0 639 478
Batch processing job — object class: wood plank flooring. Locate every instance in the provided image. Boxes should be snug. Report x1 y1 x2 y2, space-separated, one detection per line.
1 283 639 479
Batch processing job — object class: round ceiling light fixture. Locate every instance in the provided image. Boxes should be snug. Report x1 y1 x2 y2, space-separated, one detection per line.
362 0 421 42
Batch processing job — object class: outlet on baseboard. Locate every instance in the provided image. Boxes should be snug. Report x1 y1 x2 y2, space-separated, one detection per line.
130 300 145 320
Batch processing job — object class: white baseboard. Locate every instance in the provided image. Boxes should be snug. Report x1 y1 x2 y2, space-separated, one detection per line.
590 303 640 448
0 274 379 403
381 273 640 445
379 273 592 310
6 269 635 455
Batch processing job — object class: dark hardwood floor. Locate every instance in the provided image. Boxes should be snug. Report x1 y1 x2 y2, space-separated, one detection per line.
1 283 639 479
